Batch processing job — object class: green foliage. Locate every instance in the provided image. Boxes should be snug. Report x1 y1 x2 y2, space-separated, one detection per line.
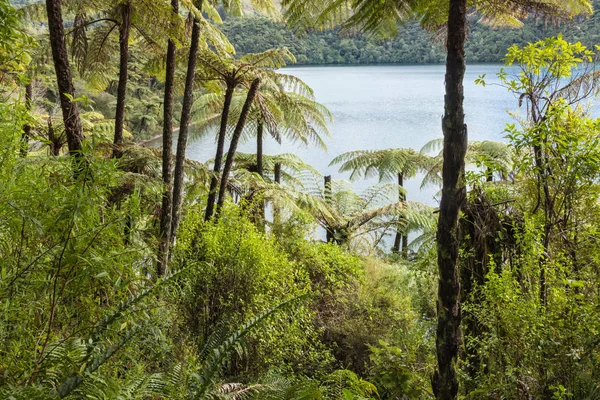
0 107 172 397
461 36 600 398
175 205 332 378
282 233 436 394
220 13 600 65
464 265 600 398
0 0 35 90
7 0 600 396
222 16 446 64
330 148 432 182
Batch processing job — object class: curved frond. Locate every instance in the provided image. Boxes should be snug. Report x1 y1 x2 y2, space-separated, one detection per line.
331 148 432 181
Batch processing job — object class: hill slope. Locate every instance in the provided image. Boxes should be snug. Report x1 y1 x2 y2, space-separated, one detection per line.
222 14 600 64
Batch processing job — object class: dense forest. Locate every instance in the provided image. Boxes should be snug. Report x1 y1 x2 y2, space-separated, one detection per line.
220 13 600 64
2 0 600 399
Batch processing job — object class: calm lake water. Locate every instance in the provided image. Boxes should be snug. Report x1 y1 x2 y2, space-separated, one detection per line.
185 64 521 205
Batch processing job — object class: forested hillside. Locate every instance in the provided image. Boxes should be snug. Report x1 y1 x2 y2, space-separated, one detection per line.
222 14 600 64
2 0 600 399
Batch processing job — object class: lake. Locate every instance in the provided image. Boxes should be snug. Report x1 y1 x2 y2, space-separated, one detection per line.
185 64 521 206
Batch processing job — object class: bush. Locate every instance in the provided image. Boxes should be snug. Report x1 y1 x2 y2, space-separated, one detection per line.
174 205 333 379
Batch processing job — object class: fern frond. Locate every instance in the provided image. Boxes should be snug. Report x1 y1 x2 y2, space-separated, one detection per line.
56 326 141 398
192 294 309 398
240 48 296 69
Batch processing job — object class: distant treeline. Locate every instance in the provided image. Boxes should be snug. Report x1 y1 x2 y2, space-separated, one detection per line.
222 14 600 64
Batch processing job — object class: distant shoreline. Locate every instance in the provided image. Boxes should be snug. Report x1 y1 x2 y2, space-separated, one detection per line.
282 61 504 68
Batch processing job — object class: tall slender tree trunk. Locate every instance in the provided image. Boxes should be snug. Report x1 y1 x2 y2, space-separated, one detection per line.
393 173 407 255
324 174 334 243
45 0 84 157
171 3 203 244
274 163 281 184
433 0 468 397
272 163 281 235
21 82 33 157
272 162 282 233
113 2 131 158
216 78 261 216
256 122 264 177
157 0 179 277
254 121 265 231
205 82 235 221
48 117 60 156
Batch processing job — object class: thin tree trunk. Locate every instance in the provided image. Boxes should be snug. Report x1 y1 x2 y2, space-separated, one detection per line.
157 0 179 277
113 2 131 158
205 82 235 221
171 4 203 244
47 117 60 156
393 229 402 253
216 78 261 217
21 82 33 157
254 121 265 231
256 122 264 177
393 173 406 255
400 173 408 258
272 162 282 233
45 0 84 157
274 163 281 184
433 0 467 396
252 121 266 229
402 229 408 257
324 175 334 243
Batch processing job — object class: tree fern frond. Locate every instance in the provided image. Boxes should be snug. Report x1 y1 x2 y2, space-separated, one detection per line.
240 48 296 70
331 148 431 182
192 295 309 398
56 326 141 398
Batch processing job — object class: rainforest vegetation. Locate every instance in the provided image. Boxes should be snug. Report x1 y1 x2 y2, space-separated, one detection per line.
221 12 600 65
2 0 600 399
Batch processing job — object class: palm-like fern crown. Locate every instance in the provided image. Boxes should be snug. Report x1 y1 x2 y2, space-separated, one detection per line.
315 179 434 248
190 47 331 149
330 148 433 182
467 140 514 174
420 138 514 187
228 151 321 185
67 0 239 92
281 0 592 37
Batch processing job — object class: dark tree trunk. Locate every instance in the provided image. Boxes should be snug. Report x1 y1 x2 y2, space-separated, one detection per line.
256 122 264 177
157 0 179 277
45 0 84 157
272 162 282 233
47 117 60 156
21 82 33 157
112 2 131 158
393 231 402 253
171 5 202 244
205 82 235 221
216 78 261 217
274 163 281 184
393 173 407 256
254 121 265 231
324 175 334 243
433 0 468 397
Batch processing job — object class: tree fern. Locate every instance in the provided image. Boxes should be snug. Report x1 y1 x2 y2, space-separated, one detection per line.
282 0 592 37
330 148 431 182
